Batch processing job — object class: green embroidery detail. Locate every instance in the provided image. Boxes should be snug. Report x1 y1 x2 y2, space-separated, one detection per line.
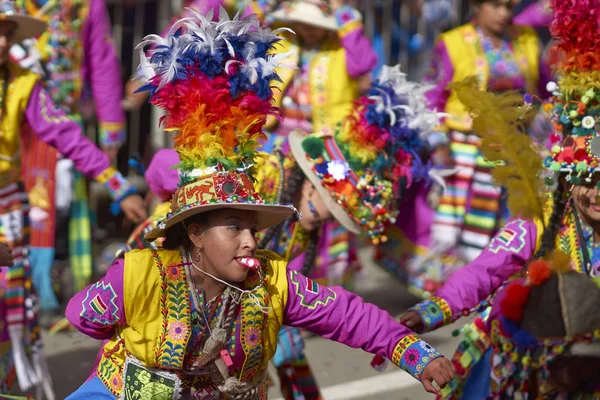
123 362 177 400
289 270 337 309
152 250 191 370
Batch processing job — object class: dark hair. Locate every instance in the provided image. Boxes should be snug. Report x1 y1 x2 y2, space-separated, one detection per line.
161 213 207 251
257 154 320 276
529 182 568 261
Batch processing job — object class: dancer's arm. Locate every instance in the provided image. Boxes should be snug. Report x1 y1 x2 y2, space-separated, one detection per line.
283 269 454 391
82 0 127 150
65 259 126 340
406 218 540 333
25 82 146 221
424 39 453 114
335 5 378 78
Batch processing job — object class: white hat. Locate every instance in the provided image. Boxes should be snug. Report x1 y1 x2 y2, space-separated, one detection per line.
0 0 47 42
270 0 338 31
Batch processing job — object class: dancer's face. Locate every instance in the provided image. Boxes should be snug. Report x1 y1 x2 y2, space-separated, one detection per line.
296 179 332 232
473 0 514 37
292 22 329 47
188 209 258 283
0 21 17 66
571 174 600 223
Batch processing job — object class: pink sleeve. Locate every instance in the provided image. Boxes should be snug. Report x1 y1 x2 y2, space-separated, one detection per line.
513 1 554 28
409 219 538 332
334 6 378 78
66 259 126 340
82 0 126 147
25 82 110 179
284 270 443 380
424 39 453 112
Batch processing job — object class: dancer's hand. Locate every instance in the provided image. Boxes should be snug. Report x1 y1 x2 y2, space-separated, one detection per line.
122 79 149 111
120 194 148 224
420 357 455 394
0 242 13 267
329 0 345 11
399 311 424 333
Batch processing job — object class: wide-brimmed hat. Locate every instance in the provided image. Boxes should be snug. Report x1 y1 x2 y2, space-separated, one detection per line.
290 65 443 244
0 0 46 42
270 0 338 31
139 8 297 240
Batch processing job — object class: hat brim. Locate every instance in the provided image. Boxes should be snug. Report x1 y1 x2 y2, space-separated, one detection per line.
145 202 295 241
270 8 338 31
1 15 48 42
289 130 360 234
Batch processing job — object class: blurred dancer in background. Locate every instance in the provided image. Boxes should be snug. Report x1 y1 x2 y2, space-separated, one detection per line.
377 0 552 298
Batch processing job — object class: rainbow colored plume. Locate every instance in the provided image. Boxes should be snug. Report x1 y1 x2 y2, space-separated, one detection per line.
137 7 291 183
338 65 443 194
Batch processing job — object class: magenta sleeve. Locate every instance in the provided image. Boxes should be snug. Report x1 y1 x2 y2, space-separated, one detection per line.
335 6 378 78
284 269 444 380
82 0 126 147
66 259 126 340
409 219 539 332
424 39 454 112
513 1 554 28
25 82 110 179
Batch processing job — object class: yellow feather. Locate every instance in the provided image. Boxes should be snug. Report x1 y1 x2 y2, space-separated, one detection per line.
549 249 572 273
451 78 546 223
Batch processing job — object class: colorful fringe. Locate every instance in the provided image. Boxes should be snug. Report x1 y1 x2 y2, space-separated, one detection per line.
432 131 504 262
0 183 41 392
69 171 93 293
276 354 323 400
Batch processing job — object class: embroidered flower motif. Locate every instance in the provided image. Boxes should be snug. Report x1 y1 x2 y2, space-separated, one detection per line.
166 264 183 280
108 373 123 392
168 321 189 341
582 116 595 129
327 160 350 181
419 341 436 354
403 349 420 366
244 326 261 348
108 176 123 191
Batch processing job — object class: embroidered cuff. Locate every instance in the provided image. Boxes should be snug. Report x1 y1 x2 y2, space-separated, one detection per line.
99 122 126 147
391 335 443 380
96 167 137 215
335 6 363 37
409 296 453 332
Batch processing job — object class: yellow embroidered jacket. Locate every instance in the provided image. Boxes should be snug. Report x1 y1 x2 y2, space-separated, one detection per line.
67 247 445 398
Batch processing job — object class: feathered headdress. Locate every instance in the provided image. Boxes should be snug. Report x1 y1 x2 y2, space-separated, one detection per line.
544 0 600 185
142 7 297 240
290 65 443 244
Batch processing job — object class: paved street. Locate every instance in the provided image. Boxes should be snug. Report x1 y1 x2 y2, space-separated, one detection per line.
44 248 464 399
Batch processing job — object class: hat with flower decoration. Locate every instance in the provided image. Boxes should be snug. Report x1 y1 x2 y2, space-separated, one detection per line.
543 0 600 186
141 7 297 241
270 0 338 31
289 65 443 244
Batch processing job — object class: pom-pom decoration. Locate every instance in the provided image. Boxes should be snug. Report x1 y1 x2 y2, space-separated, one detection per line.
526 259 552 286
500 281 531 322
